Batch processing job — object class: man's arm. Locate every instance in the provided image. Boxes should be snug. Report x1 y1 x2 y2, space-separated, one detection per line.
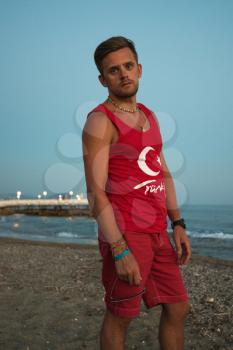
160 151 182 221
82 111 123 243
82 111 142 285
160 151 191 265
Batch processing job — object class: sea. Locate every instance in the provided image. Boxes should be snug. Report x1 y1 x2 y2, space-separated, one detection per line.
0 204 232 261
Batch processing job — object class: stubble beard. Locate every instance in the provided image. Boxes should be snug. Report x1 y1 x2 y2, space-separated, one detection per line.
111 82 139 99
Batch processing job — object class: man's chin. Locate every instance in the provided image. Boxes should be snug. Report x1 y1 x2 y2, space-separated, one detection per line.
114 86 139 99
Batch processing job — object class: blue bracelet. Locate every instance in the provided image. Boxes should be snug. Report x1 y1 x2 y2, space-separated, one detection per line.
114 248 130 262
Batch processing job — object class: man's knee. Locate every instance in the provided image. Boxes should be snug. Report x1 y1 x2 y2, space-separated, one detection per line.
105 309 134 329
162 301 190 323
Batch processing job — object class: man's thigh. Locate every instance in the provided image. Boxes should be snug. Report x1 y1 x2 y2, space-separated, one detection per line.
142 230 189 308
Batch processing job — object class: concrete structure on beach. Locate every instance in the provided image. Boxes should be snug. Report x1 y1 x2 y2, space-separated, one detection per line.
0 198 91 217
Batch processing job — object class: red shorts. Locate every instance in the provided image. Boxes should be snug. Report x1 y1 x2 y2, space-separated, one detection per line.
98 230 188 318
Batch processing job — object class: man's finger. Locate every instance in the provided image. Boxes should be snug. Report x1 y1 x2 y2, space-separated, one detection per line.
182 242 192 264
119 274 128 282
174 238 182 259
178 242 190 265
127 275 133 285
133 270 142 286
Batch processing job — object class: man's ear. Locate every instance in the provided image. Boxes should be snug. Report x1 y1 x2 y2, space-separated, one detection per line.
138 63 142 79
98 74 107 87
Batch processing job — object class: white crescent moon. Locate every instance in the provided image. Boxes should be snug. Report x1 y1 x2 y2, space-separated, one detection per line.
137 146 160 176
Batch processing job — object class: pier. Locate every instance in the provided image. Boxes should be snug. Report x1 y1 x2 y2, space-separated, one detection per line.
0 199 92 217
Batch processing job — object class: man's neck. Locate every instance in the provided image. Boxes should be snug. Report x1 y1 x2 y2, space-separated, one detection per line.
108 95 137 109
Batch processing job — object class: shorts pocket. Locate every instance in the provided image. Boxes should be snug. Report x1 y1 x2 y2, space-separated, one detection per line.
109 276 145 303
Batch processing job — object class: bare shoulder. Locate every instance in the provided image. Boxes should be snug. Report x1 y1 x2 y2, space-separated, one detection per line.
150 109 158 122
149 109 160 129
82 110 113 141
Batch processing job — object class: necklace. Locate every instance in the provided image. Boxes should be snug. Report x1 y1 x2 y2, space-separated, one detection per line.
107 96 139 113
107 96 147 131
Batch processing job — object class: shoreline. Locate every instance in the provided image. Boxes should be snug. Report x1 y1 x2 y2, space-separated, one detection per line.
0 236 233 266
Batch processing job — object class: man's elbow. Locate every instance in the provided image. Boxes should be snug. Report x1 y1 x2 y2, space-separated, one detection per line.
86 189 108 217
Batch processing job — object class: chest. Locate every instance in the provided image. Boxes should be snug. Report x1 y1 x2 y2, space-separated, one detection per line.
111 110 151 144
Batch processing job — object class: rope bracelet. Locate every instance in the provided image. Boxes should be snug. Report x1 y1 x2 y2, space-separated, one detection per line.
110 237 126 249
111 242 128 256
113 248 130 262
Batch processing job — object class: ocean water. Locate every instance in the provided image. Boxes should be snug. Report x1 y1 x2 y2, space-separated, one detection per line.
0 205 232 261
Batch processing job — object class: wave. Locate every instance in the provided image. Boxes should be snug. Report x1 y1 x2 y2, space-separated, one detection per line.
187 231 233 240
56 231 97 239
57 230 233 241
56 231 80 238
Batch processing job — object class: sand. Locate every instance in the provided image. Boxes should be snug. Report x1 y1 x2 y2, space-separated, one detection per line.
0 238 232 350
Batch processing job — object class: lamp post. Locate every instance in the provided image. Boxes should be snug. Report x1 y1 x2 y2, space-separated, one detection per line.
16 191 22 200
69 191 73 199
42 191 47 199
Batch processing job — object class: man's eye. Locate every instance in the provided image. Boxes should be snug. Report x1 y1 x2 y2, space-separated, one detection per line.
125 63 134 70
110 68 118 73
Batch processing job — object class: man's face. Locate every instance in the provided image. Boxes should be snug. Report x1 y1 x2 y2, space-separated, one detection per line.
99 47 142 99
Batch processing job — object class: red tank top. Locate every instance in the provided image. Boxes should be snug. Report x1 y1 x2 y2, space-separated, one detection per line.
87 102 167 240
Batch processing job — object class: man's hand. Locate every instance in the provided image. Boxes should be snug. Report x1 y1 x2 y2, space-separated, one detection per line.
115 251 142 286
172 226 191 265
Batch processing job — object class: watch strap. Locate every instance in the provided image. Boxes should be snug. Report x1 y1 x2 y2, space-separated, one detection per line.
171 218 186 229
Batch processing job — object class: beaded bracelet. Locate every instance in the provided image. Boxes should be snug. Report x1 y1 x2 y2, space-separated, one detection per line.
111 239 127 251
110 237 126 249
114 248 130 262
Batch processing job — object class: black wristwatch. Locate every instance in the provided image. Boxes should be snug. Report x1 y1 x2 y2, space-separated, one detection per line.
171 218 186 230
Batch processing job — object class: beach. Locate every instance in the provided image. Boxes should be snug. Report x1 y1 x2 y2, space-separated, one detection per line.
0 238 232 350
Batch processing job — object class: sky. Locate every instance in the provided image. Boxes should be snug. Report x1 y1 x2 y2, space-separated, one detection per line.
0 0 233 205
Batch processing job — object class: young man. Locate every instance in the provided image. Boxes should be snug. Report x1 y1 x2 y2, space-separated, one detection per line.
82 36 191 350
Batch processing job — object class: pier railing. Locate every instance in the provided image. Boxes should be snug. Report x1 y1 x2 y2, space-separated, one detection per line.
0 199 92 217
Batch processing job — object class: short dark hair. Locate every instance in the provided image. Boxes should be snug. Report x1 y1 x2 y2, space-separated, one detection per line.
94 36 138 74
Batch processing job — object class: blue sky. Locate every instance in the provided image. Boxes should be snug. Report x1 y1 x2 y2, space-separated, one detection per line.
0 0 232 205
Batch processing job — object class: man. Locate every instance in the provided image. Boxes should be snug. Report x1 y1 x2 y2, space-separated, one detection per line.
82 36 191 350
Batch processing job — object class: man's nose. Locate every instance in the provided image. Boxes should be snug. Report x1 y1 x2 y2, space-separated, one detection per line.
119 66 128 80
